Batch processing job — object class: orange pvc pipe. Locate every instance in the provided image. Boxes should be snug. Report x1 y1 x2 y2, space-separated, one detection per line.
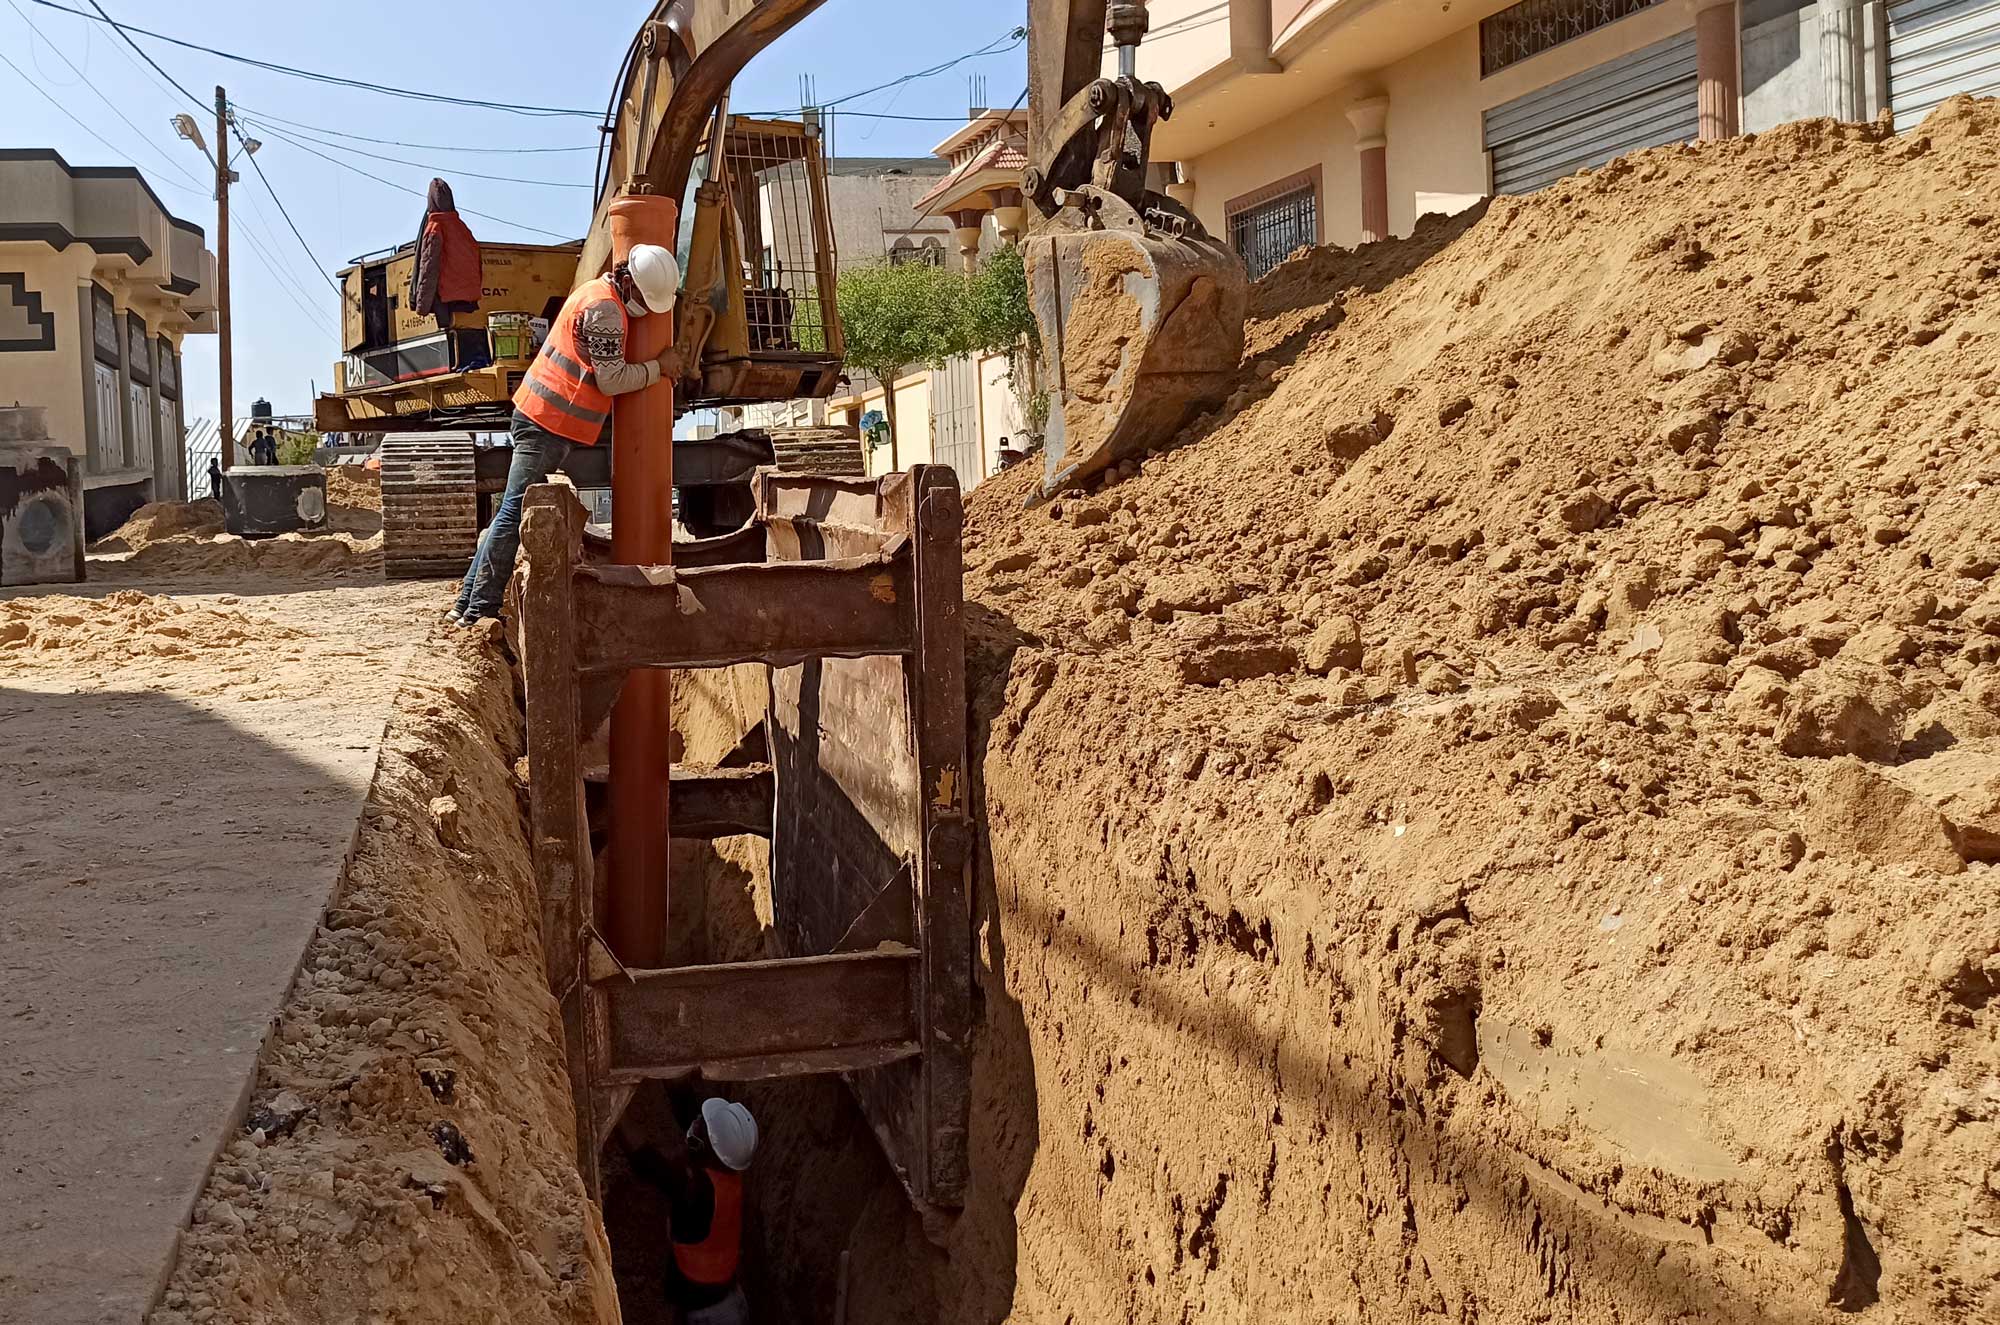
606 192 679 968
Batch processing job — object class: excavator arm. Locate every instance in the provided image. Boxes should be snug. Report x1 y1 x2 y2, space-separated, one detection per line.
576 0 1245 484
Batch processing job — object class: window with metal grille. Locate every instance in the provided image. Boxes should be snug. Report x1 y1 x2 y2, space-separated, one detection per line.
1480 0 1666 75
1227 184 1317 280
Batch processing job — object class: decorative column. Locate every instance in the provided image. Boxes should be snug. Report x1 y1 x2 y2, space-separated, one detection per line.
1694 0 1741 140
1818 0 1869 121
1165 161 1197 209
948 209 986 272
1345 95 1391 245
989 188 1026 247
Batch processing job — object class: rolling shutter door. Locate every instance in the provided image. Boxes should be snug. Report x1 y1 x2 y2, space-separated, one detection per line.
1889 0 2000 128
1484 31 1699 195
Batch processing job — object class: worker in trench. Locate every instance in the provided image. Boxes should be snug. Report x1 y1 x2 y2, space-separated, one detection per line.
624 1097 760 1324
449 243 683 626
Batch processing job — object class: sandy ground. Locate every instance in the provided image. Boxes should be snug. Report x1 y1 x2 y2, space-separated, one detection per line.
1 494 614 1325
0 552 436 1322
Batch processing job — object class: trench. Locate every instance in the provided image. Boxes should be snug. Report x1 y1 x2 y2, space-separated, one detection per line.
578 666 949 1325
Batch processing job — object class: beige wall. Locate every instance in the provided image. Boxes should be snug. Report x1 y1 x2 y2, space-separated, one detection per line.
1178 1 1703 247
977 351 1026 476
0 244 92 457
891 371 932 467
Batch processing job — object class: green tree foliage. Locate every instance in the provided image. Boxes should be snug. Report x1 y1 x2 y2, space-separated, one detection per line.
965 244 1037 356
831 251 1042 461
835 260 972 387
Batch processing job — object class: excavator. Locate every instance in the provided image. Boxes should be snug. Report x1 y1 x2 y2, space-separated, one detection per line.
313 0 1247 574
411 0 1252 1213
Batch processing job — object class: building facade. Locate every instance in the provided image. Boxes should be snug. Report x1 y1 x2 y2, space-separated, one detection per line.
1138 0 1999 275
0 150 216 532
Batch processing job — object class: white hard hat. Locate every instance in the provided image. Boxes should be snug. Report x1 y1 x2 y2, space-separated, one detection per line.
625 243 680 314
700 1097 757 1171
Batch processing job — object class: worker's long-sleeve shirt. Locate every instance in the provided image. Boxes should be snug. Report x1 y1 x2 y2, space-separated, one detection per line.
576 297 659 396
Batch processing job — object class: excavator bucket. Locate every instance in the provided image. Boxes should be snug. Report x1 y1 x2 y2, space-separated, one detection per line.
1025 194 1249 497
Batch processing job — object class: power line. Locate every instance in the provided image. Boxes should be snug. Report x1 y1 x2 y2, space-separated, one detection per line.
33 0 597 116
230 197 328 312
816 27 1025 112
229 107 599 154
238 114 592 189
908 84 1030 234
6 0 207 190
232 125 344 298
81 0 204 110
0 42 208 196
252 121 576 242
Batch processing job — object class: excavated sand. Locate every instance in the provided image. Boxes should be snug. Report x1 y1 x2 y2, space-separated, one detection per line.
324 464 382 513
752 100 2000 1324
149 636 619 1325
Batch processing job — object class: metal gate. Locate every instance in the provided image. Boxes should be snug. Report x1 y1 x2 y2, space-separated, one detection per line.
1483 30 1699 195
930 356 982 494
1890 0 2000 127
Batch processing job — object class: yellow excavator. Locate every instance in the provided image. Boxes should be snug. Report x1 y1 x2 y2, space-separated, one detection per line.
313 0 1246 573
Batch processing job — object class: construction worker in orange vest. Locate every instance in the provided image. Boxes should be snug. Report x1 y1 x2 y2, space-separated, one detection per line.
450 243 682 626
626 1097 758 1323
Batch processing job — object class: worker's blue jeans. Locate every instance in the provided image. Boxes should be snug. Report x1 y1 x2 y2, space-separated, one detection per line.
453 413 571 621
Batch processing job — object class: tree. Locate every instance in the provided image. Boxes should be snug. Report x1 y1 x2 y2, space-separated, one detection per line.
834 261 970 468
966 245 1047 443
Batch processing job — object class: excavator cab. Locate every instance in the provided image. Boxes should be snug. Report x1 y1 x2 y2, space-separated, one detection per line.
671 113 845 408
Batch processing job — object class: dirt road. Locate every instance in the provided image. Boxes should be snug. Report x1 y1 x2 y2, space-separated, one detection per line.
0 543 441 1323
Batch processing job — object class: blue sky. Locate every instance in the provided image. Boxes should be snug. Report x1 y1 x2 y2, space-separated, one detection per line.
2 0 1028 425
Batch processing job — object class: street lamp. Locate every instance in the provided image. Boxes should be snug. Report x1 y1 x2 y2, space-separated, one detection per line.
172 90 239 465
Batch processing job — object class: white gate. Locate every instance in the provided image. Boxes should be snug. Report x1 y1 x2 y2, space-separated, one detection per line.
1890 0 2000 126
1484 31 1700 195
930 356 982 494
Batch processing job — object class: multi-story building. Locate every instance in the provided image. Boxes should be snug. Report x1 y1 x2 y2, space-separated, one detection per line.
0 149 216 532
1131 0 1997 276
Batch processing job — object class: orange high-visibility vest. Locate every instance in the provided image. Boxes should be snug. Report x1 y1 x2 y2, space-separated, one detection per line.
671 1168 743 1286
513 275 621 445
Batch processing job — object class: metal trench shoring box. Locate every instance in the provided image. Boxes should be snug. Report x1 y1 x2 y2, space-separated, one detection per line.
515 465 971 1212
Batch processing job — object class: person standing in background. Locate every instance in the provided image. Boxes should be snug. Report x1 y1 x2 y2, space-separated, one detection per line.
410 179 482 332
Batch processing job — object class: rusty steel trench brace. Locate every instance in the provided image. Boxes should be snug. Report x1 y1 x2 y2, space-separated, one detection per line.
505 463 976 1319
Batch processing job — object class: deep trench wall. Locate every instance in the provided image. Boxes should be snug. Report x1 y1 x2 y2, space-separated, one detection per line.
660 666 944 1324
154 636 620 1325
911 103 2000 1324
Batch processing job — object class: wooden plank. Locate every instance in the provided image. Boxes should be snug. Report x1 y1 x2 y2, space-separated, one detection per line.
600 948 921 1082
572 552 913 673
517 481 602 1196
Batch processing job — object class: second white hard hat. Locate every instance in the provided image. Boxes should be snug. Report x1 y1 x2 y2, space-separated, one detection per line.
701 1097 758 1171
626 243 681 314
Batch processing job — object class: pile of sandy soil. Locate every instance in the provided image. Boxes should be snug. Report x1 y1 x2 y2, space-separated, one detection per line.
325 463 383 512
0 589 304 665
91 499 227 553
152 635 618 1325
837 99 2000 1324
91 528 383 581
86 494 384 581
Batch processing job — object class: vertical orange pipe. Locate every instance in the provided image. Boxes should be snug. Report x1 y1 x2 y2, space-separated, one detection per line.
606 192 678 968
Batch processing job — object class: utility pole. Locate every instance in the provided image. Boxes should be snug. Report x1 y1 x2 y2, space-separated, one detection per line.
214 85 233 467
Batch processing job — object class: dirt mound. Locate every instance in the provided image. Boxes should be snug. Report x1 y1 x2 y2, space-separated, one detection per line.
0 590 305 669
91 498 226 553
153 636 618 1325
928 98 2000 1323
91 528 383 582
326 463 382 512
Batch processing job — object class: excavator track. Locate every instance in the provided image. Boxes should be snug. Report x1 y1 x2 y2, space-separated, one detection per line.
378 432 479 580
